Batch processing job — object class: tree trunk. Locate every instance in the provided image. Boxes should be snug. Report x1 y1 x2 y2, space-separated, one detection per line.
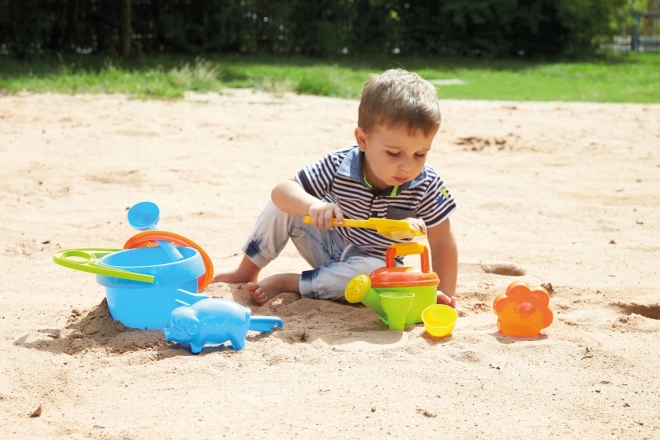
119 0 132 58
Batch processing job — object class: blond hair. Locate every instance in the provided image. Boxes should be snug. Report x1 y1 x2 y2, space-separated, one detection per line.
358 68 441 136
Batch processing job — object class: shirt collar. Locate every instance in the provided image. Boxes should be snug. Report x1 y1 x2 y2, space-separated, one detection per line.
336 146 428 195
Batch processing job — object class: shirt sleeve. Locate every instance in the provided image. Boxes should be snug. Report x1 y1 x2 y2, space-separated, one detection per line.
295 151 338 199
416 173 457 229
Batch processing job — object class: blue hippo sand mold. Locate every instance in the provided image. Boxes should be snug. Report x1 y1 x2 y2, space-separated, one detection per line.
164 297 284 353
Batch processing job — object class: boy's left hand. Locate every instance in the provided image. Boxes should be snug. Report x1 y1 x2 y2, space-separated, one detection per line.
437 290 456 308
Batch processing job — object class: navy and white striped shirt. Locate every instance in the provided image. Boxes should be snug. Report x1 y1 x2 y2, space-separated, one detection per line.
295 145 457 259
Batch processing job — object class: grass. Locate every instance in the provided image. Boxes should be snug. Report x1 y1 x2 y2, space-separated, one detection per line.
0 52 658 103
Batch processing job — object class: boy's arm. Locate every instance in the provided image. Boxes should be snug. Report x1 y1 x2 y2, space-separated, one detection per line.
427 218 458 307
271 177 344 228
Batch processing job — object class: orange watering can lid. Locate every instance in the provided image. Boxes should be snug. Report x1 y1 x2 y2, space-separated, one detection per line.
370 267 439 288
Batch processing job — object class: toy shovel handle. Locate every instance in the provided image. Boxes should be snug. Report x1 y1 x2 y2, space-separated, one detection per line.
248 316 284 332
303 216 370 229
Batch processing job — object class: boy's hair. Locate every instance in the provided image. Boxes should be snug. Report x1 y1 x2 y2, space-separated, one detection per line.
358 68 441 136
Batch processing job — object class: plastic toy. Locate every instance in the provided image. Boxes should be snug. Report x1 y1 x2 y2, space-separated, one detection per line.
127 201 183 261
97 246 209 329
345 242 438 330
123 230 214 291
53 248 154 283
379 292 414 331
55 202 284 350
164 298 284 353
493 281 553 337
303 216 426 239
54 202 215 330
422 304 457 337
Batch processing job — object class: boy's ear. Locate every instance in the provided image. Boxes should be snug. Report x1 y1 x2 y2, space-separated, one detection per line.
354 127 367 151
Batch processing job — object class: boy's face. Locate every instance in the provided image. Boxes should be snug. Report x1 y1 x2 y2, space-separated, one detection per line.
355 123 437 191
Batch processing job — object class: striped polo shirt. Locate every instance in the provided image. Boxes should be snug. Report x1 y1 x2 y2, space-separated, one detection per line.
295 145 457 259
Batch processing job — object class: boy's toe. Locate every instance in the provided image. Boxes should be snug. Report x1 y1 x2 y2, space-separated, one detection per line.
246 282 266 305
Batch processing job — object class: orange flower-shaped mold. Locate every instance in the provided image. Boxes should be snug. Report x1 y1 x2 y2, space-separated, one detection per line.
493 281 553 337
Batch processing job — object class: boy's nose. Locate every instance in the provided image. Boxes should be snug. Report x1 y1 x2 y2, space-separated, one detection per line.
399 158 413 171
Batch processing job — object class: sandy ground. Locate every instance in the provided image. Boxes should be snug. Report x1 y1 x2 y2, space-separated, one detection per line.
1 89 659 439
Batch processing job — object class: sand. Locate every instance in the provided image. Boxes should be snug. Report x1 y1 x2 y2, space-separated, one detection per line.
1 89 659 439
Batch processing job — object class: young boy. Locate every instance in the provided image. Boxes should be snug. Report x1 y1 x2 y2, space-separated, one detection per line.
213 68 458 308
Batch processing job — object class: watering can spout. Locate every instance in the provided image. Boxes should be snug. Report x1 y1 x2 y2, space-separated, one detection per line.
344 274 422 330
344 274 386 318
176 289 209 306
379 292 414 331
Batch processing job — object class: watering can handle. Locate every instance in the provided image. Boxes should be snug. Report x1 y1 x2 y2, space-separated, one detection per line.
385 243 430 273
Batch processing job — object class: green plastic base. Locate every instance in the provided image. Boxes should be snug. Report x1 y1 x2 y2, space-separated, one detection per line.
375 286 436 325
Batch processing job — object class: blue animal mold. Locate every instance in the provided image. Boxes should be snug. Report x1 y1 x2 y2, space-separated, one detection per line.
163 296 284 353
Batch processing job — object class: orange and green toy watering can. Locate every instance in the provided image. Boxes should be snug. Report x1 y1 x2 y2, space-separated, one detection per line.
345 242 438 330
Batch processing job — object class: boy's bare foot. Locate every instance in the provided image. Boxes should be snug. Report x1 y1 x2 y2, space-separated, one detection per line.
247 273 300 305
211 255 261 284
437 291 457 308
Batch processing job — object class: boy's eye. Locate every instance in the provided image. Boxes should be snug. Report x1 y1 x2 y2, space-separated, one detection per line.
386 151 400 157
415 152 427 158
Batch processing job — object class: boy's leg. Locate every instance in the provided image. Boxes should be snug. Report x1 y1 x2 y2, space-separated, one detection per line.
213 200 306 284
213 200 348 294
298 254 386 302
249 253 385 305
212 254 261 284
244 202 364 304
245 273 301 305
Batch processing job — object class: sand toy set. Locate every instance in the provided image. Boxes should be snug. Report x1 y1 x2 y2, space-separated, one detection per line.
315 215 551 338
54 201 283 353
55 205 553 350
306 214 459 335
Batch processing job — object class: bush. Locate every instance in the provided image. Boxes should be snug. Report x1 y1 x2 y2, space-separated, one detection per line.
0 0 629 59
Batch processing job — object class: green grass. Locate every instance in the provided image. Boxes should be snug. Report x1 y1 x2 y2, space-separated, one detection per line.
1 53 658 103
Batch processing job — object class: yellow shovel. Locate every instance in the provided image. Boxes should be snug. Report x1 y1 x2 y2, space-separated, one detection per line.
303 216 426 240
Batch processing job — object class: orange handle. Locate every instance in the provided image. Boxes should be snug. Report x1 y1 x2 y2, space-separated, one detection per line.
385 243 430 272
123 231 214 292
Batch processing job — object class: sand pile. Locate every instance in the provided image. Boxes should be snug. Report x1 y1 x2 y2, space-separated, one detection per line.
0 90 659 439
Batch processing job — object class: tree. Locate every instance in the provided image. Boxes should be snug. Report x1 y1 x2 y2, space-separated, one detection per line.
119 0 132 57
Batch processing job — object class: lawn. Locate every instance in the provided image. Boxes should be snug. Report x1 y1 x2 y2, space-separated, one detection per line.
0 52 658 103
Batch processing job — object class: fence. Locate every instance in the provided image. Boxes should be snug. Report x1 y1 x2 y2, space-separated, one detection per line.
632 11 660 51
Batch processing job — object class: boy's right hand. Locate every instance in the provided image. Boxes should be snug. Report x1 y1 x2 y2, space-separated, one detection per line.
307 201 344 229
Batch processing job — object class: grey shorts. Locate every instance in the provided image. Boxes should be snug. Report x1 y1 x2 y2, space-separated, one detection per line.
242 201 386 301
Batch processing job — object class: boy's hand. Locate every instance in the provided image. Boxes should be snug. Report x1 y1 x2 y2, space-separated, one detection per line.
437 291 457 308
307 201 344 229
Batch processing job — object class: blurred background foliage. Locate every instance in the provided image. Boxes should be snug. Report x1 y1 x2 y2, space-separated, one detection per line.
0 0 644 59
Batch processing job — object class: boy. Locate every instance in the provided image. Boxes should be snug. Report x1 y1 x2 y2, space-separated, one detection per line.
213 68 458 308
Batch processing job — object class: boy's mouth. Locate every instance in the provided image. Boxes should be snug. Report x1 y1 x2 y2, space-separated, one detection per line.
394 176 408 184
